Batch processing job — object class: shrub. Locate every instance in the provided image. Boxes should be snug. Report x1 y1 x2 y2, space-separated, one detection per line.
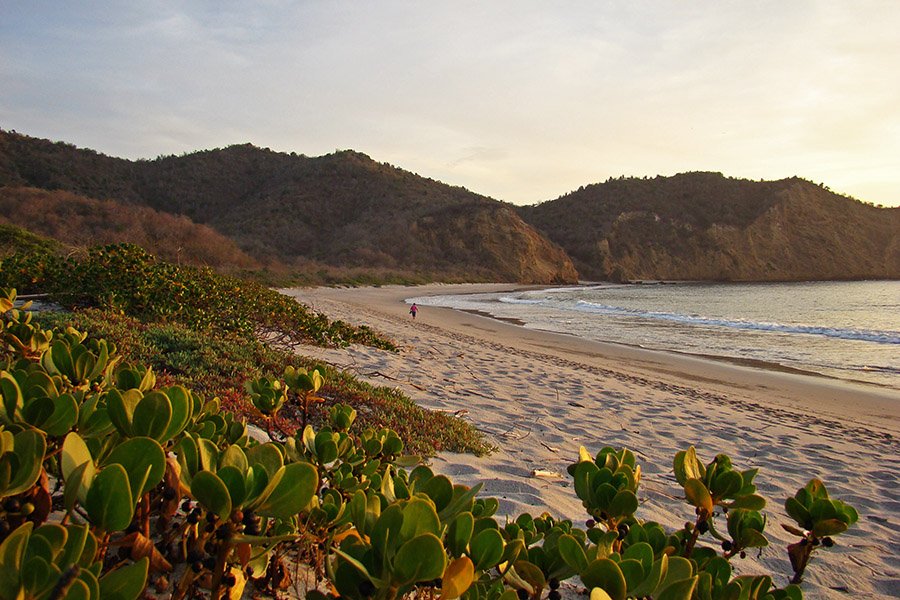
0 242 395 350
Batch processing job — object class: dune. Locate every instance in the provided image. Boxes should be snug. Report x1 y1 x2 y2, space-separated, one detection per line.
281 284 899 599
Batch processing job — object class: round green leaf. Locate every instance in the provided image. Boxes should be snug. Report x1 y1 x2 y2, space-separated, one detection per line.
370 504 404 561
618 559 645 593
22 397 53 428
63 461 95 512
197 438 219 472
38 394 79 437
61 433 92 481
103 437 165 498
217 466 247 508
730 494 766 511
76 568 100 600
105 388 140 437
85 464 134 531
57 524 90 570
399 496 441 541
160 385 192 443
175 436 199 480
383 434 403 456
684 479 713 514
785 497 811 529
131 391 172 441
558 533 589 573
659 556 694 591
512 560 546 592
22 555 52 596
609 490 639 518
254 462 318 520
317 439 338 464
246 443 283 478
812 519 849 537
31 523 67 559
363 437 382 457
99 557 149 600
631 554 669 598
191 471 232 520
393 533 447 585
219 445 248 472
738 529 769 548
836 502 859 526
0 371 24 421
63 578 90 600
622 542 654 576
673 447 703 486
446 512 474 557
6 429 46 495
581 558 626 600
469 528 504 570
657 576 699 600
421 475 453 512
710 471 742 500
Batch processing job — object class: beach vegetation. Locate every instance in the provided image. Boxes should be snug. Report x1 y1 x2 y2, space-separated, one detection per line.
0 242 395 350
0 288 858 600
0 241 489 457
782 478 858 584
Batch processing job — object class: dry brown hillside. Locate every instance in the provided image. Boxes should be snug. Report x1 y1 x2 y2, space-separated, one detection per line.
519 172 899 281
0 130 577 283
4 130 896 283
0 186 258 269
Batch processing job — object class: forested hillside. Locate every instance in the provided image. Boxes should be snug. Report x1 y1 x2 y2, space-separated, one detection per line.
519 172 900 281
0 130 577 283
3 130 897 283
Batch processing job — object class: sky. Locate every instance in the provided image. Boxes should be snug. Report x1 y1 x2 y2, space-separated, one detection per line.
2 1 899 207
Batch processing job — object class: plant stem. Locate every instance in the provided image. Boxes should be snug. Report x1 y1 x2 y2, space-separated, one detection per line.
141 493 151 538
209 540 232 600
684 510 709 558
789 540 815 584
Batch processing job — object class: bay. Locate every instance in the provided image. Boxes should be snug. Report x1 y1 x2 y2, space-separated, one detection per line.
408 280 900 390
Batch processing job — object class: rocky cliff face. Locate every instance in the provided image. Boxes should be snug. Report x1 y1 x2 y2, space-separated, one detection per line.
520 173 899 281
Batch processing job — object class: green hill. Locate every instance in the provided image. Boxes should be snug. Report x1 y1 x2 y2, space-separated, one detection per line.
0 130 577 283
519 172 899 281
3 130 897 283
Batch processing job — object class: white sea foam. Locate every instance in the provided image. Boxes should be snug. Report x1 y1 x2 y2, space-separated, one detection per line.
573 300 900 345
414 281 900 388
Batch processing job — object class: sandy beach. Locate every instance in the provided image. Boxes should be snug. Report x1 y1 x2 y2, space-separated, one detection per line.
281 284 899 599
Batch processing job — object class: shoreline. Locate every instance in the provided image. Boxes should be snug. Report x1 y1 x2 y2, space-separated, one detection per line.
487 316 896 392
318 284 900 433
408 282 900 394
282 284 899 599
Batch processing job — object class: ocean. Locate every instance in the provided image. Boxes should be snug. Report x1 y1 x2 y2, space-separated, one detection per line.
407 281 900 390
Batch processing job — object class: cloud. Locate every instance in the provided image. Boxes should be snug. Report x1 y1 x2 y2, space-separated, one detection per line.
1 1 898 206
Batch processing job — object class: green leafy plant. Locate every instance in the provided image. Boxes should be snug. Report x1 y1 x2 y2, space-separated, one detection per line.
0 521 148 600
783 479 859 584
0 243 396 350
673 446 766 557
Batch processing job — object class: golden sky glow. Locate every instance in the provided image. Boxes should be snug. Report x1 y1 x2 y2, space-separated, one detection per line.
2 1 898 206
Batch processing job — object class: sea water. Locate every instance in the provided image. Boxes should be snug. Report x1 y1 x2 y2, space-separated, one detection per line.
407 281 900 390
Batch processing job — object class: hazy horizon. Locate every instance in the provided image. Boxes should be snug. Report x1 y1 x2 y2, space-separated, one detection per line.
2 1 898 207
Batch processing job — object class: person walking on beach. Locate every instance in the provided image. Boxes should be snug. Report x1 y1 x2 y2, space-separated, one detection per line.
409 303 418 319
